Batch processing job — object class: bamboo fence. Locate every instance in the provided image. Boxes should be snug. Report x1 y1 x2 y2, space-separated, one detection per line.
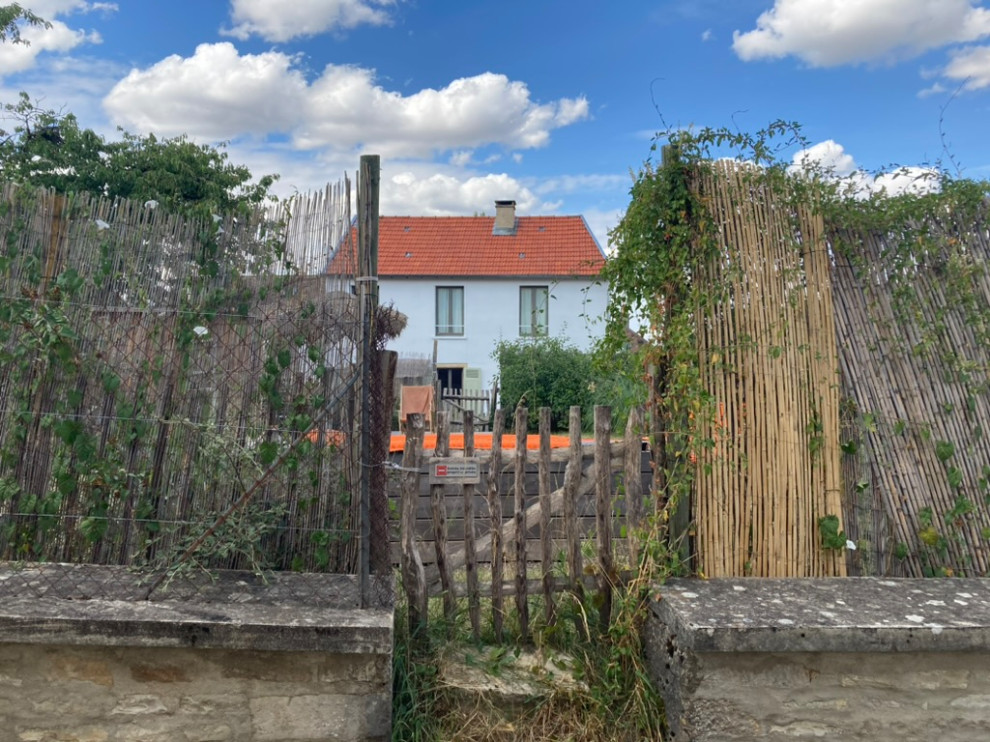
691 161 845 577
0 182 375 585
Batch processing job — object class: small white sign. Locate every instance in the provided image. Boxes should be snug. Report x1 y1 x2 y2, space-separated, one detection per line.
428 458 481 485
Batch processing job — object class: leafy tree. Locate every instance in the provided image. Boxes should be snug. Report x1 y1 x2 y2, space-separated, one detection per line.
0 93 276 217
0 3 49 45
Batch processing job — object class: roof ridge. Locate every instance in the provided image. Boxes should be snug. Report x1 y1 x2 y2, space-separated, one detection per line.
341 216 605 278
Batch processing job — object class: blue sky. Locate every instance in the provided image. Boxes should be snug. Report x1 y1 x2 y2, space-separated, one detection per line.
4 1 990 248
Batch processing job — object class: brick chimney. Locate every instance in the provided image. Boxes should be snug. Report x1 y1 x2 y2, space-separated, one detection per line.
493 199 517 235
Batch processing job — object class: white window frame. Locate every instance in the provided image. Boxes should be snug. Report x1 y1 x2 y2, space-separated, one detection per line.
519 285 549 337
436 286 464 336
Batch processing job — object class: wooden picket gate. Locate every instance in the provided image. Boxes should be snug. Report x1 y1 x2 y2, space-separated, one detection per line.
395 405 650 642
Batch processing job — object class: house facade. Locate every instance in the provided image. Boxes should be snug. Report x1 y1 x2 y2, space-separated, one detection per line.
378 200 607 396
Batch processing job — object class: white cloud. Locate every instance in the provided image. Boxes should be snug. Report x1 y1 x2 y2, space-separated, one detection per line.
103 44 589 160
298 68 589 157
918 81 948 97
938 44 990 90
0 55 127 138
223 142 342 200
701 29 713 42
0 23 97 76
791 140 940 196
231 147 549 220
733 0 990 67
792 139 857 176
870 167 941 195
533 173 628 196
0 1 110 78
381 170 540 216
223 0 395 42
24 1 106 14
103 43 308 139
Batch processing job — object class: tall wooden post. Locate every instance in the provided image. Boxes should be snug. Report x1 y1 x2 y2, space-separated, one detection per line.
357 154 380 608
659 144 691 569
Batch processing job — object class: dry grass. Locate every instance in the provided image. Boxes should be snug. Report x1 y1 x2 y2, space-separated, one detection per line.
434 685 624 742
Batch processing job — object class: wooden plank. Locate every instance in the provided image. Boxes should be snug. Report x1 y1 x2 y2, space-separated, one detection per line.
400 413 427 636
538 407 555 626
488 409 505 642
624 405 644 570
435 460 598 578
431 411 455 624
565 405 587 639
462 411 481 640
513 405 529 641
595 405 613 632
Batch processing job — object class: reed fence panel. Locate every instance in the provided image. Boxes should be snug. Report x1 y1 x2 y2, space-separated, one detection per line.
0 181 392 601
691 162 845 578
831 212 990 577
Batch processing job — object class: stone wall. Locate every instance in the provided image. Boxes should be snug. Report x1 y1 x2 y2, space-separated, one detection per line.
645 578 990 742
0 644 389 742
0 564 393 742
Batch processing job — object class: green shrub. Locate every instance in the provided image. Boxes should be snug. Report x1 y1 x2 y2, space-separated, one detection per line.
495 336 592 431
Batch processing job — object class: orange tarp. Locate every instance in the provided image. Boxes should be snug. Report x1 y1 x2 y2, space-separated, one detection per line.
389 432 574 454
304 430 347 446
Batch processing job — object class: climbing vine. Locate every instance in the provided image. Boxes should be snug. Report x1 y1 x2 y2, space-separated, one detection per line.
599 120 990 578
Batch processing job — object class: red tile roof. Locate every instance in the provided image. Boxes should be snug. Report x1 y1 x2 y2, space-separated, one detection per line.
345 215 605 278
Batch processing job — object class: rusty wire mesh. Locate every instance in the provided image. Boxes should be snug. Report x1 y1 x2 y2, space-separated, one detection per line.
0 181 392 605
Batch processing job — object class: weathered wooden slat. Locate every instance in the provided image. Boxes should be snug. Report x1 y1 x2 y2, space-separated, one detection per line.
538 407 555 626
462 411 481 640
624 405 644 569
400 414 427 635
513 405 529 641
595 406 614 631
487 410 505 642
565 405 585 617
431 412 455 625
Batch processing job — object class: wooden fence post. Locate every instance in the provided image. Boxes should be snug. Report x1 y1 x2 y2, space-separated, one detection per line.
488 409 505 642
539 407 555 627
357 153 380 607
400 413 427 639
564 405 587 639
595 405 614 633
624 406 644 570
514 404 530 642
431 411 455 626
463 411 481 640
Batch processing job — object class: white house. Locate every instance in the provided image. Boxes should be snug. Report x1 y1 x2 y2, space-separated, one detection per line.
374 200 608 396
